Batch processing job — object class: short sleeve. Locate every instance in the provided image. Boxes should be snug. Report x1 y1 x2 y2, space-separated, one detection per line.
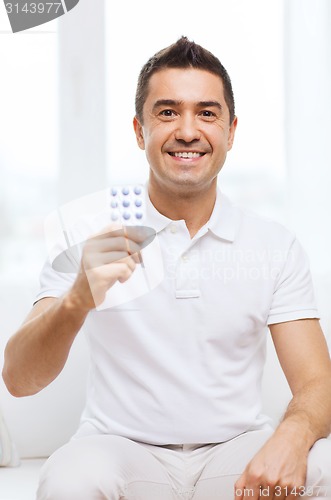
34 258 77 303
34 205 100 303
34 218 82 302
267 238 319 325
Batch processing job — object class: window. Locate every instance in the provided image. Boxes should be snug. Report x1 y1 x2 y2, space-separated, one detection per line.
105 0 286 220
0 12 58 282
2 0 330 292
0 0 286 283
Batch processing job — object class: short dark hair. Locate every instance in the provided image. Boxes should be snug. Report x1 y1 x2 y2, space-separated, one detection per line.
135 36 235 124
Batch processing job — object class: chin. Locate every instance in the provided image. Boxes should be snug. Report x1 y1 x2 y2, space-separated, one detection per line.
169 177 214 194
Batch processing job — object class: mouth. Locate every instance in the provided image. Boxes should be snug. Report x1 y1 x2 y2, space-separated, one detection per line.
168 151 206 159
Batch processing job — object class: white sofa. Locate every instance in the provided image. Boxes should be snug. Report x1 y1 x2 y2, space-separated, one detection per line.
3 276 330 499
0 283 89 500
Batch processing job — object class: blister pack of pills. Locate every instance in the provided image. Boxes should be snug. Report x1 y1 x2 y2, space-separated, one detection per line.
109 184 145 225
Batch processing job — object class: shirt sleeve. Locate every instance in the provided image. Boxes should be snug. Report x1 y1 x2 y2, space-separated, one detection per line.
267 237 319 325
34 208 98 303
34 258 77 303
34 223 82 303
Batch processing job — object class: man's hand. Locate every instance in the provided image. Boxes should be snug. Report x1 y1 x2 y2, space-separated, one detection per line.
2 224 155 396
235 319 331 499
68 225 153 311
234 426 308 499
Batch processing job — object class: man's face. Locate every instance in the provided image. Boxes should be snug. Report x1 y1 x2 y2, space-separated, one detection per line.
133 68 237 196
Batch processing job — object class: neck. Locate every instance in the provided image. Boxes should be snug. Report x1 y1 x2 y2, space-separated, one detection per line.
148 180 217 238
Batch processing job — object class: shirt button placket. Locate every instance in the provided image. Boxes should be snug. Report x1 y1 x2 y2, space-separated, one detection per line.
176 245 201 297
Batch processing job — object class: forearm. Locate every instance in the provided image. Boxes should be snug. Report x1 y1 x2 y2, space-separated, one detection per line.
235 377 331 498
2 226 142 397
2 291 89 397
275 376 331 451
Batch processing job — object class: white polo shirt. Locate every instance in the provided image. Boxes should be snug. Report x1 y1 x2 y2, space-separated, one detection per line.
36 189 319 444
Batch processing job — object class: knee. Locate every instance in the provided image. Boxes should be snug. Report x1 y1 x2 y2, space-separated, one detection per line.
36 442 124 500
37 459 101 499
37 456 82 500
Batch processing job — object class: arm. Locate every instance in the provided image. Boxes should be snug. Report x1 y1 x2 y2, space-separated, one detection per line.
271 319 331 445
2 294 89 397
2 226 143 397
235 318 331 499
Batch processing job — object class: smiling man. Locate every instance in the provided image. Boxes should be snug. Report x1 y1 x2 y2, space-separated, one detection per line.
134 67 237 238
3 36 331 500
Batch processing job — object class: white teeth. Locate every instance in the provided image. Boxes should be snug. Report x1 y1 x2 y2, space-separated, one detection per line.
173 152 203 158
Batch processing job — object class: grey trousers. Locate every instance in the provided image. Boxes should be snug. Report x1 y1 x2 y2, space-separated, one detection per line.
37 429 331 500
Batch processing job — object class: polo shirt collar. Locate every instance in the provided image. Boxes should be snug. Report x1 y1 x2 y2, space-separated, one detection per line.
145 189 173 234
206 189 237 242
145 185 238 242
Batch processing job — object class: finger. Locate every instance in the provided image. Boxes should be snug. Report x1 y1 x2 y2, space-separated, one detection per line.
282 486 302 499
234 486 260 500
271 491 286 500
257 484 272 499
122 226 136 258
116 260 137 283
83 251 131 270
243 486 260 500
234 486 243 500
123 225 156 244
99 249 143 267
118 254 138 270
87 236 142 254
234 479 245 500
84 257 137 306
272 483 303 499
52 226 155 274
93 225 155 245
271 488 282 500
131 251 143 265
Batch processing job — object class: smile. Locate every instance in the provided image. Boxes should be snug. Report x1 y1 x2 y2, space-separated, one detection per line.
168 152 205 158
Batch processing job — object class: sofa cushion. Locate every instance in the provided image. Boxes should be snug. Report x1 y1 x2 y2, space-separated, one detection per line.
0 406 20 467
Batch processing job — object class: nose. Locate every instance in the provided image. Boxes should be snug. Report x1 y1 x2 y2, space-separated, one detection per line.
174 113 201 143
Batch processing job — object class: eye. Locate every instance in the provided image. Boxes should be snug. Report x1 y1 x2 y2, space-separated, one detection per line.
200 110 217 119
159 109 177 118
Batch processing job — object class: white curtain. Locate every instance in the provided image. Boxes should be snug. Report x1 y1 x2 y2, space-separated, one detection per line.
284 0 331 338
285 0 331 272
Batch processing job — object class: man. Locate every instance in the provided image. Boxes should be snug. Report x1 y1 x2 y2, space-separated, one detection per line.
3 36 331 500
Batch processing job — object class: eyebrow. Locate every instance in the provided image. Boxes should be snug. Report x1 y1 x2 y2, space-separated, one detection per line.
152 99 223 112
152 99 181 112
198 101 223 111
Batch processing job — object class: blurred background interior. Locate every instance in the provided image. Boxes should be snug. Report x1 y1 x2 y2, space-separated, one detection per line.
0 0 330 473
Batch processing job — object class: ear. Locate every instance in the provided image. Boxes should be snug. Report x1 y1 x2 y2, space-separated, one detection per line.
133 116 145 150
227 116 238 151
